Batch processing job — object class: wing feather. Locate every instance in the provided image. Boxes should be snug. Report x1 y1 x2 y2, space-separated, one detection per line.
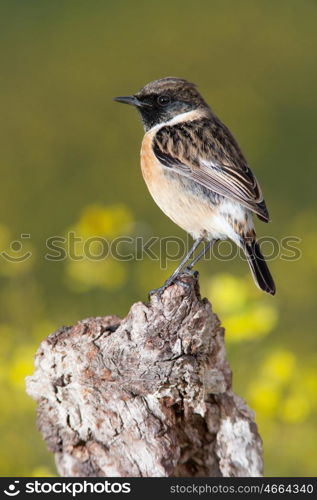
153 117 269 222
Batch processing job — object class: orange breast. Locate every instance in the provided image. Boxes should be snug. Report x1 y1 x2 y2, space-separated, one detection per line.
139 112 221 240
140 129 160 185
140 109 203 187
140 129 210 239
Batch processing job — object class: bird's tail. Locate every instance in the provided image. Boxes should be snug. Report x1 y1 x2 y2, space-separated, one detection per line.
243 239 276 295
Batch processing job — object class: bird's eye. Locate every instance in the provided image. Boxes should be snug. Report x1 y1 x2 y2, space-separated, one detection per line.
157 95 171 106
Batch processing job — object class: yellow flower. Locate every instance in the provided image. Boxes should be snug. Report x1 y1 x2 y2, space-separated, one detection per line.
248 381 280 417
225 304 277 341
76 204 133 238
31 466 56 477
207 273 278 342
262 350 296 384
64 203 134 291
208 273 248 314
8 345 37 389
280 393 310 423
66 258 126 291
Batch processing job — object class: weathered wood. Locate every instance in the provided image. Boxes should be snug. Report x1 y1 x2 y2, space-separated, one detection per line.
26 272 263 477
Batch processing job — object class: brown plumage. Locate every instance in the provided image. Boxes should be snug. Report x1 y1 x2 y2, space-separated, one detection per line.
152 116 269 222
114 77 275 295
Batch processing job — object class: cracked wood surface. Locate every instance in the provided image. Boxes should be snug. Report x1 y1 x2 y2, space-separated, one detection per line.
26 273 263 477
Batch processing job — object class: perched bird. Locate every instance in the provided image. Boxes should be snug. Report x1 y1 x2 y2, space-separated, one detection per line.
114 77 275 295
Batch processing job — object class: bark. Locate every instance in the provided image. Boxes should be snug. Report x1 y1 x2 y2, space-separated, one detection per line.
26 272 263 477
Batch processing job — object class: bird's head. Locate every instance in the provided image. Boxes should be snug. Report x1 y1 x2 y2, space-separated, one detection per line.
114 77 208 131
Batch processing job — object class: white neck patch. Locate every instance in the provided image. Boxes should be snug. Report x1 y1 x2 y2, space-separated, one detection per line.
146 109 203 133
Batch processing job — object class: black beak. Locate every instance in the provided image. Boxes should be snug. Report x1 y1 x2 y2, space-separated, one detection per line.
113 95 143 107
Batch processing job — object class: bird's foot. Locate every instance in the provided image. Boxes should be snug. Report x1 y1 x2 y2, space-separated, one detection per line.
148 269 198 299
148 276 175 298
148 283 168 299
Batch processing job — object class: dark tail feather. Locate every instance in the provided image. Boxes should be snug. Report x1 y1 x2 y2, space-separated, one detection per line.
243 240 276 295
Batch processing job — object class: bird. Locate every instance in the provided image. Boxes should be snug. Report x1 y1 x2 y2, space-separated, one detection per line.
114 77 275 295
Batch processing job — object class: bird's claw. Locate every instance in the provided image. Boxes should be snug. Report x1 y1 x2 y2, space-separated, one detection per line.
148 269 198 300
148 277 174 299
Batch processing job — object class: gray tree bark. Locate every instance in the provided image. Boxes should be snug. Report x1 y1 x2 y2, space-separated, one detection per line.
26 272 263 477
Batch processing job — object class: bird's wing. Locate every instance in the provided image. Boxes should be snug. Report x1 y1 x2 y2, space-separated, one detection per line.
152 117 269 222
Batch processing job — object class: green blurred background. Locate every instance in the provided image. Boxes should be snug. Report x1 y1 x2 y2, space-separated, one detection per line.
0 0 316 477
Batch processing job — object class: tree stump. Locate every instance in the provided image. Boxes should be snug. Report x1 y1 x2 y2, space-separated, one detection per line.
26 272 263 477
